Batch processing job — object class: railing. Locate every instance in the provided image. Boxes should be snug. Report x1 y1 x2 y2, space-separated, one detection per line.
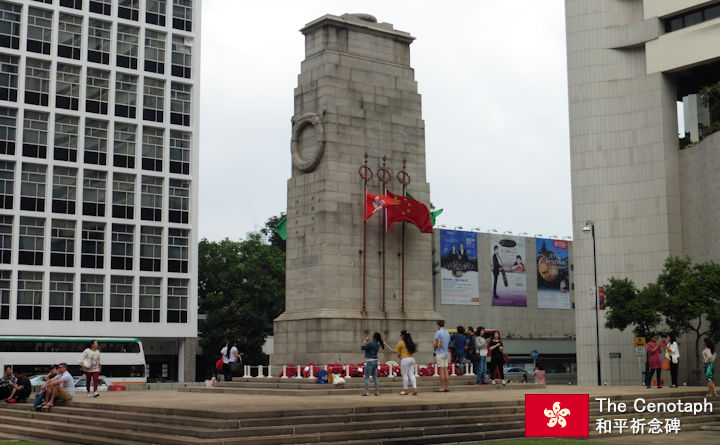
237 362 478 379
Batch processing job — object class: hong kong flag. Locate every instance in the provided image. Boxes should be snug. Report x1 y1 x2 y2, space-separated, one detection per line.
364 188 400 221
525 394 589 437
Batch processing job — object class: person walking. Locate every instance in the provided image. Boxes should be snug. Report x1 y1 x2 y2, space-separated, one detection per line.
81 340 102 397
393 331 418 395
702 338 717 397
433 320 451 392
474 327 489 384
220 341 238 382
361 332 385 396
645 334 663 388
665 334 680 388
489 330 506 385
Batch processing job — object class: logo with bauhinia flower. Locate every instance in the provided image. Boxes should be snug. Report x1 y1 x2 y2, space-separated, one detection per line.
544 401 570 428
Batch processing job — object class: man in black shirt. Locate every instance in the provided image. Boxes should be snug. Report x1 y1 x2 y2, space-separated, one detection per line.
5 370 31 403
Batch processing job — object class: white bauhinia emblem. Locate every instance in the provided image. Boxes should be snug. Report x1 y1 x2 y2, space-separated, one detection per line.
544 401 570 428
372 196 386 213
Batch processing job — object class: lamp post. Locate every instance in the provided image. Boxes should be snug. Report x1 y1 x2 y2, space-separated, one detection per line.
582 220 602 386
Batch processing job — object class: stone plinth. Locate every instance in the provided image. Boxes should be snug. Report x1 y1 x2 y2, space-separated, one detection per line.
272 14 441 366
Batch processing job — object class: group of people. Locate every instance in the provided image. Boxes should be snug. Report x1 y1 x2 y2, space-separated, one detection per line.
645 334 717 396
218 341 242 382
360 320 514 396
1 365 31 403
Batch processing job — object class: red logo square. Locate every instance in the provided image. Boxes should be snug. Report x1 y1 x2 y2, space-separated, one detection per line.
525 394 589 437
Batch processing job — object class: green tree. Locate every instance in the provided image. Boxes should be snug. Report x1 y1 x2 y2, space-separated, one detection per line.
657 256 720 372
260 212 286 252
198 233 285 368
603 277 663 339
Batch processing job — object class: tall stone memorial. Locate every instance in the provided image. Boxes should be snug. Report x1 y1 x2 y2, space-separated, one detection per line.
272 14 441 366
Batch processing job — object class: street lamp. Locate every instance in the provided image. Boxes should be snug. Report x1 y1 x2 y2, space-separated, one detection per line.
582 219 602 386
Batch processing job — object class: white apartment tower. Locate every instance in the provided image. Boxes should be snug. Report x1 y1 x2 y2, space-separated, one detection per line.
0 0 200 381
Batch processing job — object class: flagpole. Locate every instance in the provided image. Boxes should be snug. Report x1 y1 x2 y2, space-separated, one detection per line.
377 156 392 312
358 153 373 313
397 159 411 313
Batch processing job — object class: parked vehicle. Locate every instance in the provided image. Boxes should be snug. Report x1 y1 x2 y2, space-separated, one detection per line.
74 375 109 392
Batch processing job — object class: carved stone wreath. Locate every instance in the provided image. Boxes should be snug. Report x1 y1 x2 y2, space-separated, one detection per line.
291 112 325 172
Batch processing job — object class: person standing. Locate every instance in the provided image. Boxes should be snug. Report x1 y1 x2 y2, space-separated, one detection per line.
433 320 451 392
220 341 238 382
645 334 663 388
665 334 680 388
489 330 506 385
361 332 385 396
81 340 102 397
475 327 489 385
393 331 418 396
450 326 467 372
702 338 717 397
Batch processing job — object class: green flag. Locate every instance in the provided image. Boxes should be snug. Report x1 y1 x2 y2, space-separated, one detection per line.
275 216 287 241
430 209 443 226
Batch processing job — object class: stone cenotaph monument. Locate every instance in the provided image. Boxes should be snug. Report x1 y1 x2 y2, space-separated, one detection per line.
272 13 441 366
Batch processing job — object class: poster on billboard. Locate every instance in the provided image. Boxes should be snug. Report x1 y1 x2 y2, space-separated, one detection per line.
490 235 527 306
440 229 479 305
536 238 571 309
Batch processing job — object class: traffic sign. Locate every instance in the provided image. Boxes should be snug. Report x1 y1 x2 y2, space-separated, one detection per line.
634 337 646 347
530 350 539 360
634 346 645 357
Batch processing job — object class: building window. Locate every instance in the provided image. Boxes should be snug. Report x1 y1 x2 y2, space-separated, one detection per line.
60 0 83 10
115 73 137 118
20 163 46 212
113 123 136 168
168 228 188 273
112 172 135 219
140 226 161 271
142 126 163 171
0 270 9 319
50 219 75 267
0 54 19 101
84 118 108 165
27 7 53 55
167 278 187 323
139 276 160 322
172 0 192 32
23 110 49 158
88 19 111 65
56 63 81 110
0 160 13 209
144 30 165 74
143 78 164 122
17 271 43 320
52 166 77 214
89 0 111 16
146 0 166 26
171 35 191 79
54 114 79 162
140 175 162 221
49 272 73 321
82 169 106 216
19 216 44 266
86 68 109 114
80 274 103 321
0 107 16 155
118 0 139 21
116 25 138 69
169 130 190 175
81 221 104 268
110 275 132 322
58 13 82 60
170 82 191 126
0 2 20 49
111 224 133 270
168 178 189 224
0 215 11 264
24 58 51 106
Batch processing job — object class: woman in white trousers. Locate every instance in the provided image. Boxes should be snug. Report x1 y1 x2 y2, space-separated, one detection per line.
393 331 418 395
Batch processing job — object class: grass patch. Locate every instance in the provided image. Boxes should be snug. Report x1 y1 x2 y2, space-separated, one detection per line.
481 441 620 445
0 442 47 445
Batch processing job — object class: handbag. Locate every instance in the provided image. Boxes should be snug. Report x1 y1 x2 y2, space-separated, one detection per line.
662 358 671 370
230 361 242 372
215 359 224 371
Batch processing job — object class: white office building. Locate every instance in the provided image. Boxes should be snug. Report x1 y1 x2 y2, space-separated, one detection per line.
0 0 200 381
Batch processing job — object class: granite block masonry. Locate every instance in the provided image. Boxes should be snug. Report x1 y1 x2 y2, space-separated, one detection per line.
272 13 442 366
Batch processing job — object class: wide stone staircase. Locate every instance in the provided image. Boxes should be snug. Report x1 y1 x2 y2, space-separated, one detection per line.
0 389 716 444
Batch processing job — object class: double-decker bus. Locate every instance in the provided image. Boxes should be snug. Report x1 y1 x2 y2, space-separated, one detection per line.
0 336 146 385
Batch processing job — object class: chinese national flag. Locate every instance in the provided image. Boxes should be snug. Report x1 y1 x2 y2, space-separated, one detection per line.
364 188 400 221
525 394 589 437
384 190 434 233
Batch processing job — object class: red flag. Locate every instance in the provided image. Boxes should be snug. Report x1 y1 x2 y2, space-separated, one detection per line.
525 394 589 437
384 190 433 233
364 189 399 221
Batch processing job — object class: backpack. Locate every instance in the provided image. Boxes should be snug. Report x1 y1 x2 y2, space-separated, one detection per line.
466 334 478 362
448 336 456 352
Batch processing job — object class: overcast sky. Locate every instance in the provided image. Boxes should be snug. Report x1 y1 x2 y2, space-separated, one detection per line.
198 0 572 241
